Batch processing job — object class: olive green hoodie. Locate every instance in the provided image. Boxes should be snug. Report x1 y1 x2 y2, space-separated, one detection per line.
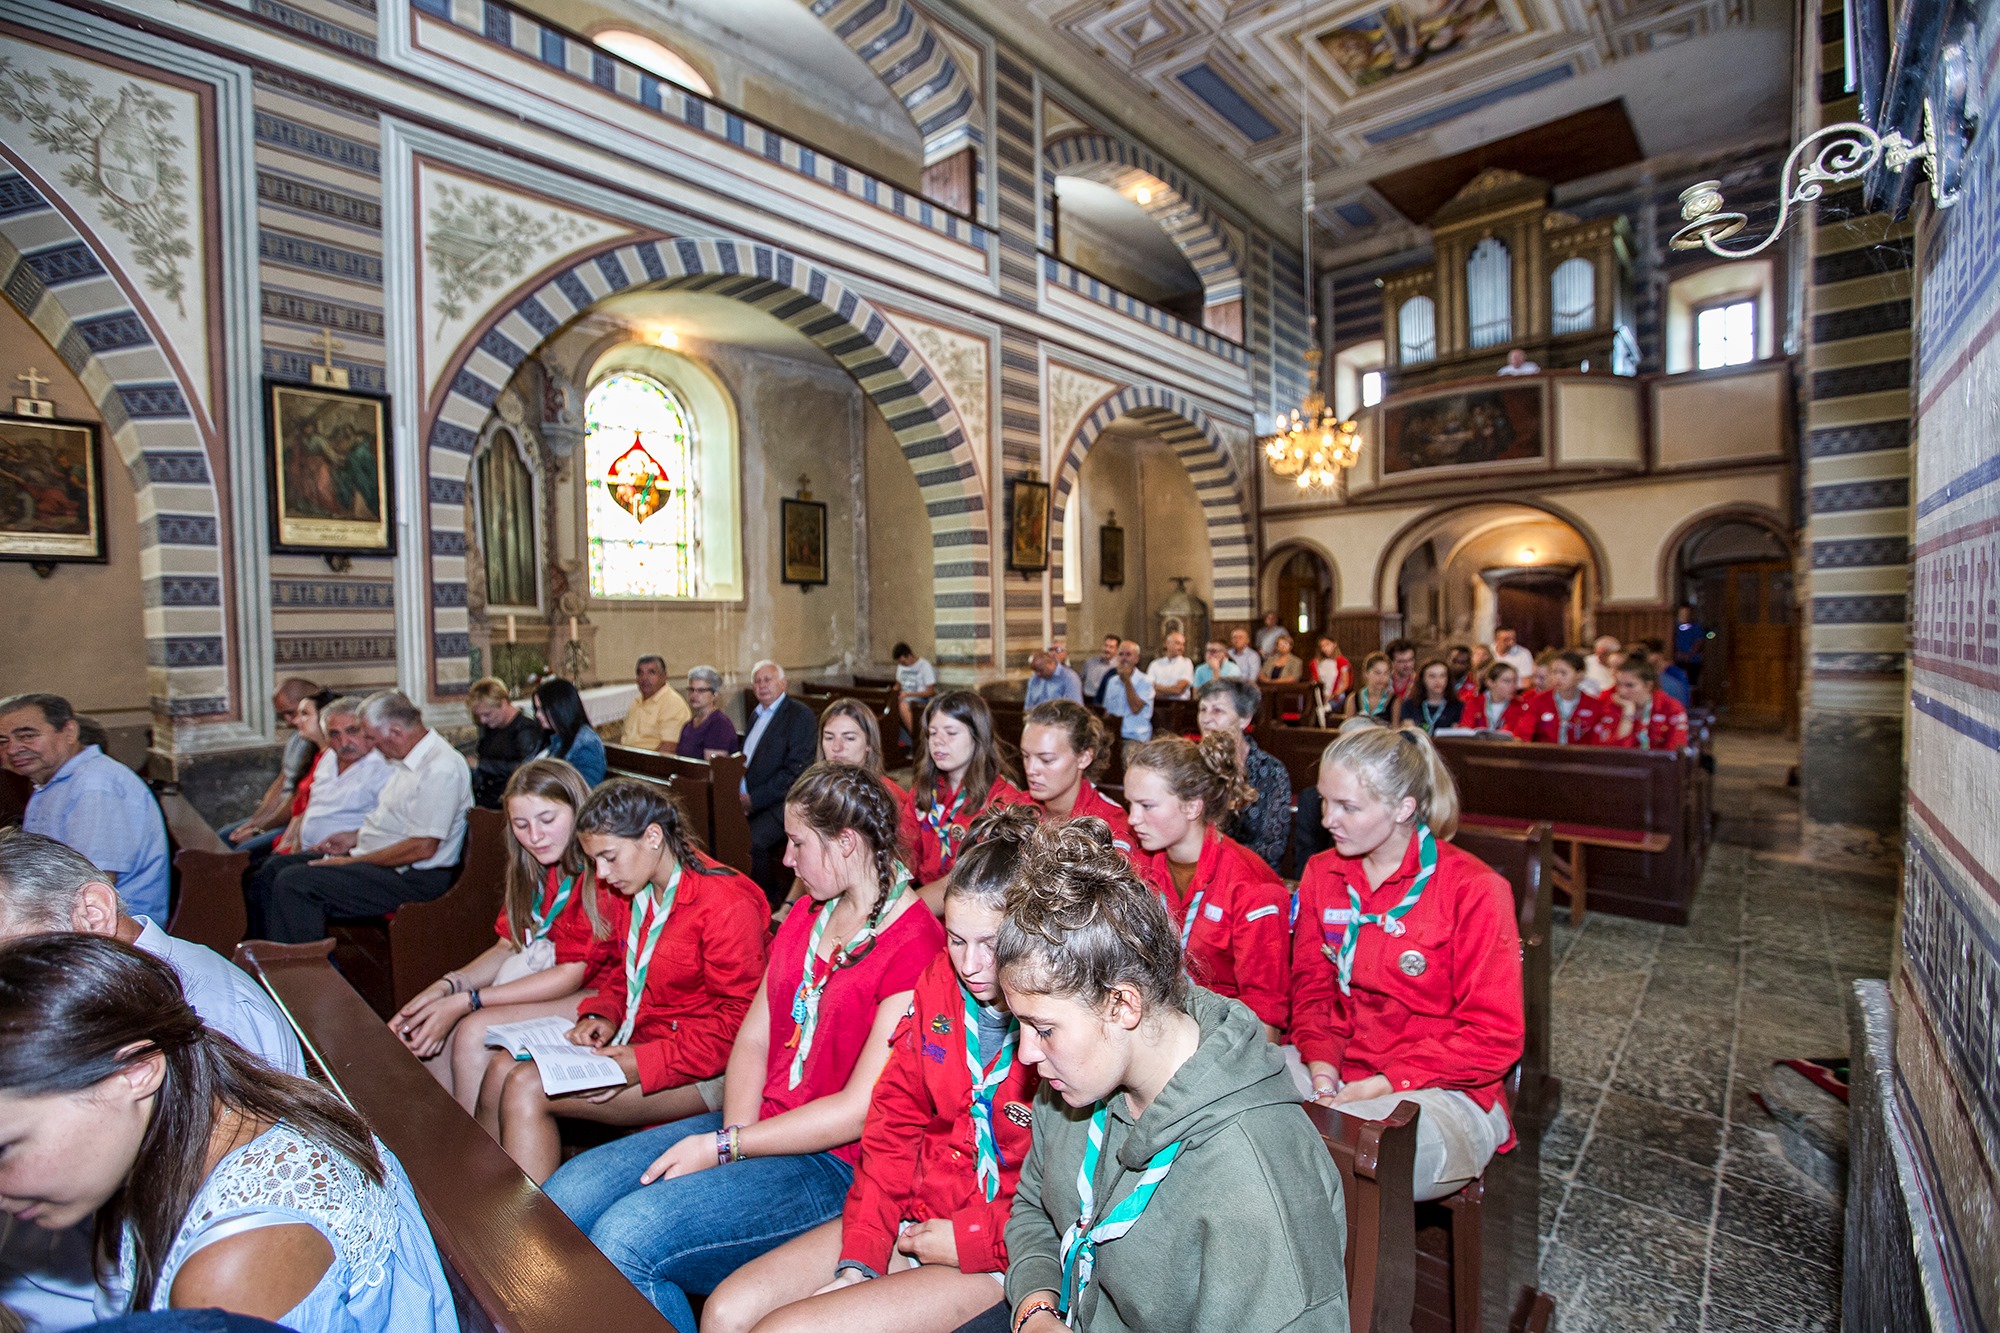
1004 987 1349 1332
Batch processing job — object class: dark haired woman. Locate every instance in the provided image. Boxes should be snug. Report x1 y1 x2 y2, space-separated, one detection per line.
1591 657 1690 750
996 822 1348 1333
0 935 455 1329
899 690 1027 894
705 805 1042 1333
483 777 769 1183
533 677 607 785
545 764 943 1330
264 687 338 858
1455 662 1535 740
1528 651 1605 745
1017 700 1132 852
1391 659 1457 735
1122 735 1290 1040
392 758 606 1111
1289 726 1524 1201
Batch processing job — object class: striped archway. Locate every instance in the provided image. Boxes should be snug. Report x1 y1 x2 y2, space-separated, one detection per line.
0 167 235 727
425 235 992 696
1051 383 1254 633
807 0 982 163
1044 132 1245 311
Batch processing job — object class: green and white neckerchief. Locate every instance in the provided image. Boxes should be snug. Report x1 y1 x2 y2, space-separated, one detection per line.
1555 692 1581 744
1358 686 1389 718
614 862 682 1044
1323 825 1437 996
529 869 575 944
1485 698 1507 729
1159 888 1206 952
1633 700 1655 750
1058 1103 1183 1325
919 783 973 871
787 863 914 1088
1418 699 1449 733
959 981 1018 1200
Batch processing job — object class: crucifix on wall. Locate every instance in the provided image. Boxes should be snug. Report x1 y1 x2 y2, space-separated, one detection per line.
13 366 53 419
309 328 350 389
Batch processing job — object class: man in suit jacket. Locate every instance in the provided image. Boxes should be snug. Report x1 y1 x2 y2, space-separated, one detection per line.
739 659 818 906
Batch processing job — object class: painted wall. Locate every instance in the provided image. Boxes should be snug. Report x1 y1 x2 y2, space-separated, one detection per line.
1068 426 1210 647
864 404 936 664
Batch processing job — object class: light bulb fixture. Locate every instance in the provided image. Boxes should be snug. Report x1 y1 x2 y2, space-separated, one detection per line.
651 326 680 349
1135 186 1153 205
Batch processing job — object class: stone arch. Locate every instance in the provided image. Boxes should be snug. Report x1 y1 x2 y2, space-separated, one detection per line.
1658 504 1792 599
1373 498 1613 611
1044 132 1245 309
1262 538 1341 611
0 167 235 726
1050 383 1254 627
807 0 982 163
426 234 990 696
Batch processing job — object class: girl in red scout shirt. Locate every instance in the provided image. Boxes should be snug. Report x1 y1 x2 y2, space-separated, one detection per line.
819 697 905 802
1018 700 1135 854
543 764 944 1330
1530 651 1608 745
705 805 1042 1333
1593 658 1691 751
481 778 769 1183
1456 662 1537 740
901 690 1027 903
393 758 605 1112
1289 725 1525 1201
1123 735 1291 1040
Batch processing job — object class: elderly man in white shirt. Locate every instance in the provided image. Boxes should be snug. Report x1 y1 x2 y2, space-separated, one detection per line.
269 695 392 856
1145 630 1197 699
0 827 307 1330
248 689 473 944
1492 627 1538 680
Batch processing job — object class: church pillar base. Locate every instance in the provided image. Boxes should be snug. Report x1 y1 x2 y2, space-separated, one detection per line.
1800 708 1904 872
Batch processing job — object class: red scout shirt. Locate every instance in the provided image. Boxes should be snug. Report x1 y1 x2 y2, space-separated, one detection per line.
1589 690 1690 751
838 952 1039 1275
1052 779 1136 856
575 853 769 1095
1289 833 1525 1149
1526 689 1609 745
491 864 603 965
760 892 945 1165
899 776 1030 885
1457 692 1538 741
1135 827 1292 1031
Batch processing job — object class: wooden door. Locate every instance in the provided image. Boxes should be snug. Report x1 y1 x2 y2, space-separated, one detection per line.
1723 561 1795 728
1276 549 1331 639
1495 575 1571 654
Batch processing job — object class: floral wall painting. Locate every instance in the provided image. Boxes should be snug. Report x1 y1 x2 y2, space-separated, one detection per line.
1319 0 1513 89
0 414 105 563
264 381 395 555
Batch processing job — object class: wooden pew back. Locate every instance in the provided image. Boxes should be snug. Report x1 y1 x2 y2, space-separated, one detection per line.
796 681 906 770
168 847 249 956
1448 822 1554 1088
602 745 753 876
1307 1100 1421 1333
383 807 511 1011
234 939 675 1333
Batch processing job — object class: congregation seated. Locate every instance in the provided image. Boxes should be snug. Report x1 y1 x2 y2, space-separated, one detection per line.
1192 639 1238 688
0 934 455 1331
1262 633 1305 682
743 660 819 905
1308 637 1349 716
1392 658 1458 735
1582 635 1623 694
390 758 604 1113
0 830 307 1330
677 664 740 759
900 692 1028 902
255 689 340 868
264 694 392 866
1345 652 1395 722
466 676 547 809
1016 700 1132 851
245 690 472 944
1022 648 1082 707
1144 630 1196 701
544 763 941 1329
1193 678 1290 870
893 642 938 737
1385 638 1420 702
219 677 322 859
1079 633 1120 705
1527 650 1608 744
1227 625 1261 680
1491 626 1536 680
532 676 608 784
1457 662 1537 740
815 696 902 801
0 692 169 920
625 654 694 754
1290 726 1526 1201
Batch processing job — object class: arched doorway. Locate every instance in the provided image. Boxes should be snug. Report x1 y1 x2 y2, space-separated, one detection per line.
1264 545 1334 642
1671 514 1796 728
1380 503 1601 654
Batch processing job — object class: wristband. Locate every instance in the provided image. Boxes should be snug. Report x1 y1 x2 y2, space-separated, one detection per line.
467 989 482 1012
729 1125 742 1163
833 1261 878 1281
1012 1299 1059 1333
443 974 460 995
715 1129 731 1165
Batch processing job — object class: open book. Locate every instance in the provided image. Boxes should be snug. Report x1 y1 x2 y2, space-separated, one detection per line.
482 1015 625 1095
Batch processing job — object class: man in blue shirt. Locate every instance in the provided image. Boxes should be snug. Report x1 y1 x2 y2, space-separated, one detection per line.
1673 603 1708 695
1101 639 1156 742
0 692 170 920
1024 648 1083 706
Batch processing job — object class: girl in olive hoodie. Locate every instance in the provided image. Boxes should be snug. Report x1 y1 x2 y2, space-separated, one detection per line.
996 818 1350 1333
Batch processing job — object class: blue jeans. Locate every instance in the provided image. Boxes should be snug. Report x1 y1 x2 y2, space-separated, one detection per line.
544 1112 855 1331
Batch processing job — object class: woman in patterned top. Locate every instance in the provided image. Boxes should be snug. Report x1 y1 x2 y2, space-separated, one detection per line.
0 934 454 1331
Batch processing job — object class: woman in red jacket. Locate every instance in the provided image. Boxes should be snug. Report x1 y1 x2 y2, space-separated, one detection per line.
1457 662 1536 740
1289 725 1525 1200
1123 734 1291 1039
1018 700 1134 853
1529 651 1607 744
705 805 1041 1333
1592 658 1691 750
480 778 770 1183
900 690 1027 901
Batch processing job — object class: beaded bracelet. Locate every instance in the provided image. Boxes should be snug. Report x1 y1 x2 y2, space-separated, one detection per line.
1011 1299 1059 1333
467 989 482 1012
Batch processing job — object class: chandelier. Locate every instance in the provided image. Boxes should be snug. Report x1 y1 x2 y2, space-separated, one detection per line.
1260 0 1359 494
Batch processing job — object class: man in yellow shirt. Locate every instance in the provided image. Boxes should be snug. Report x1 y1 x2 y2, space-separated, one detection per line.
621 654 691 752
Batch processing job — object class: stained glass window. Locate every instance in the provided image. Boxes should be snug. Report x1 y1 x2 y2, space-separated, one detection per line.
585 371 702 598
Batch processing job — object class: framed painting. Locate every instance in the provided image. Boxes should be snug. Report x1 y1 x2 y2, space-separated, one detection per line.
265 380 395 555
0 413 105 563
781 495 828 586
1381 382 1544 476
1099 519 1125 589
1010 478 1050 573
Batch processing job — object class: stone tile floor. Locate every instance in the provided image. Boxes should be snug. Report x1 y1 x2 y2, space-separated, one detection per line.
1537 731 1899 1332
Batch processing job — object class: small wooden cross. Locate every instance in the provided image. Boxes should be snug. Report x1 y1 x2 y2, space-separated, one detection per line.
16 366 49 398
309 328 350 389
12 365 53 419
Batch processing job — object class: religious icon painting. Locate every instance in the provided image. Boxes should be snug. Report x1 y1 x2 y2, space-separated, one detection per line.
1009 478 1050 573
264 380 396 556
781 495 828 586
0 413 106 563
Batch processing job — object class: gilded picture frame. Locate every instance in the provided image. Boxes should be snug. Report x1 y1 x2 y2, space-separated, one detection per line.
0 413 106 563
265 379 396 556
781 495 829 586
1009 478 1050 573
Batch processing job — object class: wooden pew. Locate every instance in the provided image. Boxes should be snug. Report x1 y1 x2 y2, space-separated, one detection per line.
797 680 906 770
1153 696 1198 739
1307 1100 1421 1333
0 769 29 828
168 847 249 956
233 939 675 1333
1258 678 1319 727
603 745 753 876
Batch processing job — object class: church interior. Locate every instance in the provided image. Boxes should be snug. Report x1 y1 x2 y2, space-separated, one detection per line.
0 0 1993 1326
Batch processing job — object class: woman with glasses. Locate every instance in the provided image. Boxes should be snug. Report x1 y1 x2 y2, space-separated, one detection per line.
677 665 741 758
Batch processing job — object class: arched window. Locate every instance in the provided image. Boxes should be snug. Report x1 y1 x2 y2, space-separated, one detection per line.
585 371 703 599
1551 257 1596 334
592 30 713 96
476 430 537 609
1397 296 1436 365
1466 237 1512 349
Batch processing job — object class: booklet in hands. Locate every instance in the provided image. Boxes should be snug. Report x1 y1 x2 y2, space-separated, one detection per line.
483 1016 624 1095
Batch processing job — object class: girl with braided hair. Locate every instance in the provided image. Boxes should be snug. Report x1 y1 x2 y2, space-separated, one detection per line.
545 763 941 1330
481 778 768 1183
996 820 1348 1333
705 803 1042 1333
1122 734 1291 1039
1288 725 1524 1201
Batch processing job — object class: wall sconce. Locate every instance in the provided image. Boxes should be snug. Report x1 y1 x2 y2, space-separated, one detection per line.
1519 546 1538 563
1135 186 1153 205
